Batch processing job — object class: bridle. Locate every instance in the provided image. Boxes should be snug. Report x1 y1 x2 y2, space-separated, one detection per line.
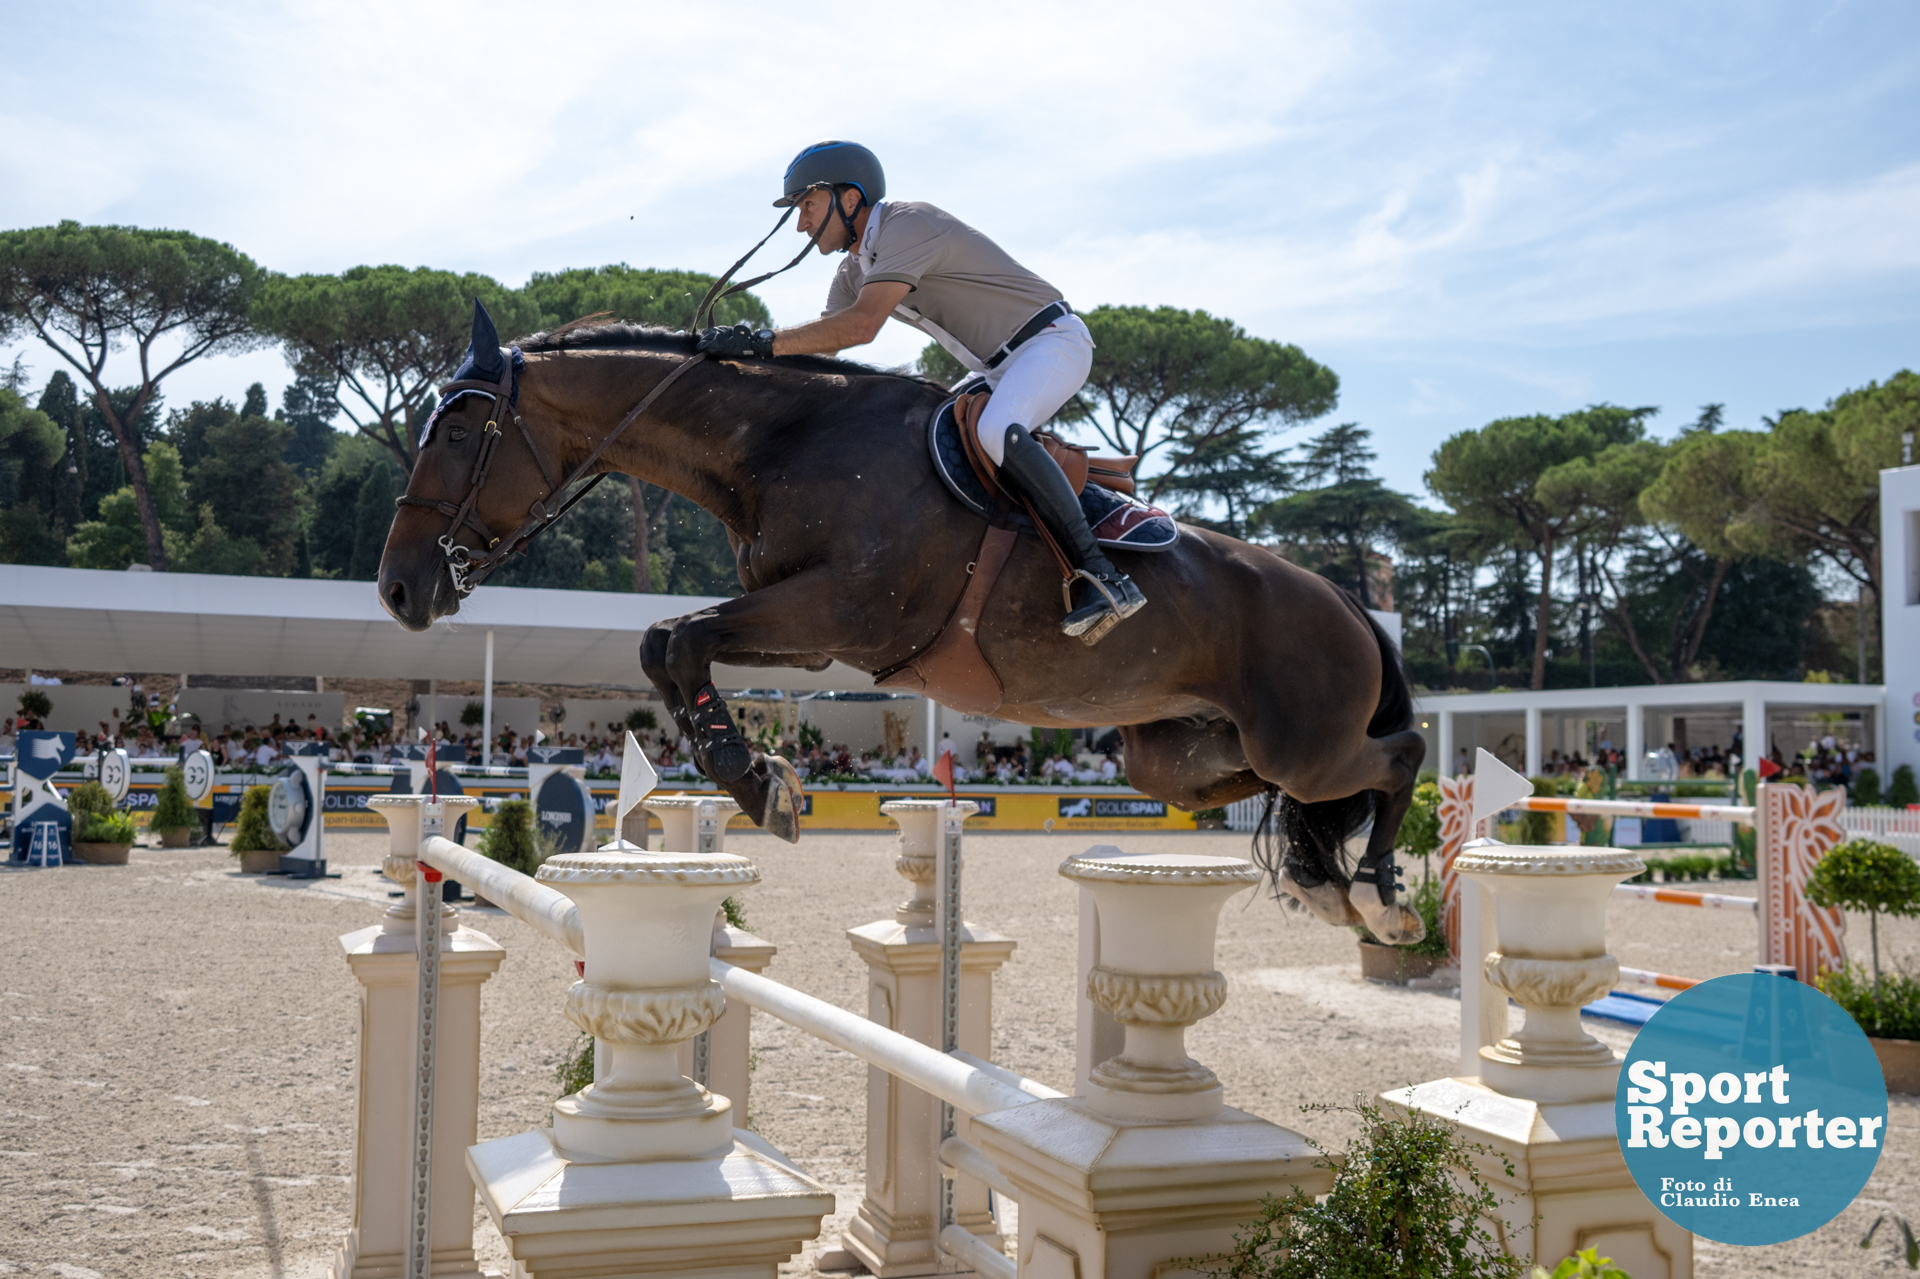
397 348 709 597
398 190 838 598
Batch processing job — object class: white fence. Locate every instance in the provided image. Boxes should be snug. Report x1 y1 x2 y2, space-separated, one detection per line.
1842 805 1920 855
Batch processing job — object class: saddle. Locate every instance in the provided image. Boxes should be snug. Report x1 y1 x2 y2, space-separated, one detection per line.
873 392 1180 715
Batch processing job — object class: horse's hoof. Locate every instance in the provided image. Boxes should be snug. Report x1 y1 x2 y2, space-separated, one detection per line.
760 756 803 844
705 735 752 784
1276 868 1364 927
1351 885 1426 946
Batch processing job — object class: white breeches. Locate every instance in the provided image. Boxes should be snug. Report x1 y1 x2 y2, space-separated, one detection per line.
967 314 1094 464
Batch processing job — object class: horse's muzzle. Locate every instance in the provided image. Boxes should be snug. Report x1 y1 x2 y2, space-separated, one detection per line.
379 565 457 632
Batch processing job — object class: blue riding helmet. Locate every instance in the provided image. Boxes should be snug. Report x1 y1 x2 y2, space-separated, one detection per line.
774 140 886 208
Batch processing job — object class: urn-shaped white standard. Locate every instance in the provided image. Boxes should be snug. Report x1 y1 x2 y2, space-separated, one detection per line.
642 793 743 853
1456 842 1644 1103
1058 845 1259 1121
537 847 760 1159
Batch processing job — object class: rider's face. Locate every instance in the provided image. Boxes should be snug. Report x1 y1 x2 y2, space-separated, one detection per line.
794 187 860 254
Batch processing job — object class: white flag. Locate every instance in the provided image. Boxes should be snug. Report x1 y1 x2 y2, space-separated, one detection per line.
617 731 659 835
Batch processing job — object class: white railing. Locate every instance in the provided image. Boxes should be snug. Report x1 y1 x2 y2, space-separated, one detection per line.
1843 805 1920 854
415 818 1038 1279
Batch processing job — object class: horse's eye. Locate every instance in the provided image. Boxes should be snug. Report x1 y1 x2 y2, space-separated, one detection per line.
449 426 468 442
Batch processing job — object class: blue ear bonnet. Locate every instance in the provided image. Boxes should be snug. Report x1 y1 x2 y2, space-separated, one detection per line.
420 345 523 450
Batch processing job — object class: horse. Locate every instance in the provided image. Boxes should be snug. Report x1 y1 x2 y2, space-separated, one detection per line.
378 306 1427 942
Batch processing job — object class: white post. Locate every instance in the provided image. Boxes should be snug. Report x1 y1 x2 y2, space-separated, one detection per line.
335 795 501 1279
1742 692 1766 775
1390 842 1690 1276
924 695 938 765
1455 872 1503 1079
1523 705 1541 778
836 799 1013 1277
481 629 494 766
973 847 1329 1279
1625 699 1645 780
1438 709 1456 779
467 839 833 1277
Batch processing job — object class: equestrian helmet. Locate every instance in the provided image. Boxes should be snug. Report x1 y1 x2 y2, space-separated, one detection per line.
774 140 886 208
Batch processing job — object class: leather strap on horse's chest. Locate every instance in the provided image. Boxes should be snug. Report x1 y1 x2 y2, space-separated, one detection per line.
873 516 1019 715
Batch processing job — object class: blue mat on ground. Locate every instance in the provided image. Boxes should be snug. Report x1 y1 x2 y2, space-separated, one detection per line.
1582 990 1667 1027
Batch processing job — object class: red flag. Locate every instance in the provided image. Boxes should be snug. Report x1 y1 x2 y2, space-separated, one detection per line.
933 748 956 800
1756 757 1782 779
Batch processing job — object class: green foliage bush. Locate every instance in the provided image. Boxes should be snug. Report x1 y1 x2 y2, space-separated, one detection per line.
1400 871 1450 959
229 784 286 854
1854 767 1884 807
77 810 136 844
477 798 544 875
1817 964 1920 1041
1396 781 1442 860
554 1032 596 1098
16 688 52 720
1192 1098 1522 1279
461 700 485 728
624 706 659 735
150 764 194 832
1889 765 1920 810
1532 1250 1632 1279
1517 776 1560 845
66 780 113 824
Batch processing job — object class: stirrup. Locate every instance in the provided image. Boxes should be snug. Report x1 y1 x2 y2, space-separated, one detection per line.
1060 568 1145 645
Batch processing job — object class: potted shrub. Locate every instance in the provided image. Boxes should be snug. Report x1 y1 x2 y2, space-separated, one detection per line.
1890 764 1920 810
1807 837 1920 1091
68 780 135 866
472 797 546 905
1190 1098 1523 1278
229 784 287 873
150 764 195 848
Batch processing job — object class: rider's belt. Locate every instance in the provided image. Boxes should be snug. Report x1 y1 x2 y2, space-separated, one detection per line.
983 301 1072 369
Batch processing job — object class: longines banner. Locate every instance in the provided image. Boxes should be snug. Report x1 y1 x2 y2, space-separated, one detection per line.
1618 972 1888 1245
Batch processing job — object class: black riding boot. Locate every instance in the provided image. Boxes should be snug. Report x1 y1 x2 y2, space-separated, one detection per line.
997 424 1147 644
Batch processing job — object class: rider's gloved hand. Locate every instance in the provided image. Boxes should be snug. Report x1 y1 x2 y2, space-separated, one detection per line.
696 322 775 359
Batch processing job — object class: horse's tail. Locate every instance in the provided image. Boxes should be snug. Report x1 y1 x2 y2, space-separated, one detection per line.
1251 602 1414 893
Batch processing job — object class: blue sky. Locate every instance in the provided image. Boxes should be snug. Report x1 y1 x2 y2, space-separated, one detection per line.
3 1 1916 497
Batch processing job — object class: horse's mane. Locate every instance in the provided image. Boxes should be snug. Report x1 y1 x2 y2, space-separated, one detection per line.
514 321 942 389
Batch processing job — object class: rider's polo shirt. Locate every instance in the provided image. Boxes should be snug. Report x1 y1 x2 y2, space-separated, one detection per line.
825 201 1064 365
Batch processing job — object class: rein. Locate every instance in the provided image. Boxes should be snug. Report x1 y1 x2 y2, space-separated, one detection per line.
404 199 836 598
398 349 709 596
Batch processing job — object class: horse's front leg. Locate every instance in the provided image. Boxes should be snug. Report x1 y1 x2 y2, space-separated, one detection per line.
660 573 862 843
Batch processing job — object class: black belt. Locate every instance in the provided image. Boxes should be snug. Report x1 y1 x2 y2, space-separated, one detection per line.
983 301 1072 369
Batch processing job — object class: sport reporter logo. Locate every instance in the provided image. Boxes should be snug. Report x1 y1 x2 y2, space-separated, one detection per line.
1617 971 1887 1245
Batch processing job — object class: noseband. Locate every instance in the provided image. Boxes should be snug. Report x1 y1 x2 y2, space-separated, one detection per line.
398 347 710 597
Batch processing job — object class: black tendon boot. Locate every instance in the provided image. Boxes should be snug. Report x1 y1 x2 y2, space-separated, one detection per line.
997 425 1147 644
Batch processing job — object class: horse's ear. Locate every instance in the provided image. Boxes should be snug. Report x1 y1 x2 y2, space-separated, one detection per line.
469 299 502 374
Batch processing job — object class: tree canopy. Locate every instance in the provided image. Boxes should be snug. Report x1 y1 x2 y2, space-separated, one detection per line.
523 265 770 331
253 265 538 469
1427 406 1655 688
0 222 266 569
1074 305 1339 501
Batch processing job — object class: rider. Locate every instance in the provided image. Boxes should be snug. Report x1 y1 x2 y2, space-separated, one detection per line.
696 140 1147 643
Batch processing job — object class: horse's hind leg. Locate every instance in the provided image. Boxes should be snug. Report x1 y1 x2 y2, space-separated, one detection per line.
1343 729 1427 944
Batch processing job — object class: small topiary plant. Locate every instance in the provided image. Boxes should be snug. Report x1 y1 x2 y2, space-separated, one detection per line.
229 784 286 855
461 700 485 728
16 688 52 722
476 798 544 875
624 706 659 735
1190 1098 1524 1279
77 810 136 844
1889 764 1920 810
150 765 194 835
1805 838 1920 985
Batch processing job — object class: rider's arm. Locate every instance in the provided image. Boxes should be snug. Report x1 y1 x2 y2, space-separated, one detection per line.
771 280 912 357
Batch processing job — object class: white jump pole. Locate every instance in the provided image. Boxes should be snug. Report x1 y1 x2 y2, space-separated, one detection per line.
482 629 495 767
